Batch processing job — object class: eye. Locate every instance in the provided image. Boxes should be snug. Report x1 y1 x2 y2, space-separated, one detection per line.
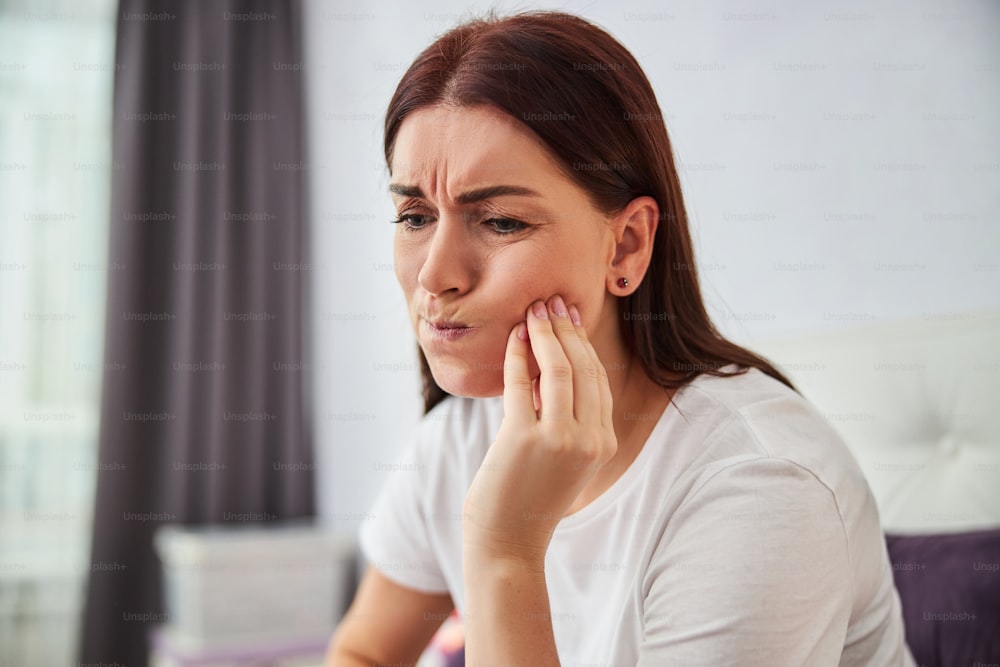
390 213 433 231
485 217 528 235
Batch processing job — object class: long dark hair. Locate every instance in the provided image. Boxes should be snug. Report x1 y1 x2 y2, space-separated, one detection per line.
384 11 793 413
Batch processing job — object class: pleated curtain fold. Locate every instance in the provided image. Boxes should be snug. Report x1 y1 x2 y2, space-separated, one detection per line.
79 1 314 664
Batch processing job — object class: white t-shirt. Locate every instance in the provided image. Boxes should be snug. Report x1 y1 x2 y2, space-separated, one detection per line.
360 368 915 665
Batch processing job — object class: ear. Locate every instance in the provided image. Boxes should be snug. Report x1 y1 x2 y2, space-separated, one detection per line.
607 196 659 294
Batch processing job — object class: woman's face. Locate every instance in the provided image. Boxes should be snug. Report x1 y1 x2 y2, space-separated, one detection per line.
390 104 620 398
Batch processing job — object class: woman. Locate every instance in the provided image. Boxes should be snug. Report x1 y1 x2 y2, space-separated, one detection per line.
328 11 914 666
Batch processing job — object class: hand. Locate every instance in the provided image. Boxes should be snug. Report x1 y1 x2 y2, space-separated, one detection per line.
462 295 617 565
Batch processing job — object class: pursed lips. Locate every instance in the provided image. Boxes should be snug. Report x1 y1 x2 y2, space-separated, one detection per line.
421 314 477 341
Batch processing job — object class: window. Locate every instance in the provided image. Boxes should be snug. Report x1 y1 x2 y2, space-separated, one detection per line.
0 0 115 663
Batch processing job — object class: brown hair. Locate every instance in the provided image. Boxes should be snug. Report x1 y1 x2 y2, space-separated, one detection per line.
384 11 793 413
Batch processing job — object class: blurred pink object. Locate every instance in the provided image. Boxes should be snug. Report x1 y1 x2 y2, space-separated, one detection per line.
419 610 464 666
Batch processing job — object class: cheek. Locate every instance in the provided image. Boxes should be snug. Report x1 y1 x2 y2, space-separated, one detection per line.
523 262 605 321
393 240 421 301
490 250 603 325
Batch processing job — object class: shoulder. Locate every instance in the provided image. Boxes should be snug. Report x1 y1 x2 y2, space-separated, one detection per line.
642 367 881 559
670 367 865 489
651 368 884 571
635 372 899 661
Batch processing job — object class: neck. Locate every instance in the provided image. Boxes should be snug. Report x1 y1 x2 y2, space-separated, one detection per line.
590 326 670 446
564 343 671 515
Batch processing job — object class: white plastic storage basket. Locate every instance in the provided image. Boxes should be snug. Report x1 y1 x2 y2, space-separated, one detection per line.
154 523 355 649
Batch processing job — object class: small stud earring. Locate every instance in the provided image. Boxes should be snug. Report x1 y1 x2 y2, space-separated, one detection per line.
617 277 629 289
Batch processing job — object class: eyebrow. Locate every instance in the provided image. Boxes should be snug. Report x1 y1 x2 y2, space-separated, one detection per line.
388 183 542 204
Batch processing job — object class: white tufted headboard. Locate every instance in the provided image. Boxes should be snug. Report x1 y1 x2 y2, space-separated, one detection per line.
751 310 1000 535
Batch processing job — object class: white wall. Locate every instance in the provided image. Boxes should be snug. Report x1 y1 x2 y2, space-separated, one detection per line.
303 0 1000 528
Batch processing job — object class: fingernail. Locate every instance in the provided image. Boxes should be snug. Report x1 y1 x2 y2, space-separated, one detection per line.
568 305 582 326
550 295 568 318
531 301 548 320
516 322 527 340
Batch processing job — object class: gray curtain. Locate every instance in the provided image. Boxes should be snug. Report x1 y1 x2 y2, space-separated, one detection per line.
79 1 313 664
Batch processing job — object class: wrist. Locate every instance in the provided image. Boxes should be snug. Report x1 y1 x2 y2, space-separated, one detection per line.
463 541 548 579
462 525 552 569
462 512 554 564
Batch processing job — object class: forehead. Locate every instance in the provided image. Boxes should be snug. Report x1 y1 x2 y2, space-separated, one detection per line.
390 105 566 188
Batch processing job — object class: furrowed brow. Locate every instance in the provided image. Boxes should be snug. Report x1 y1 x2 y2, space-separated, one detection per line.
455 185 541 204
388 183 423 198
388 183 541 204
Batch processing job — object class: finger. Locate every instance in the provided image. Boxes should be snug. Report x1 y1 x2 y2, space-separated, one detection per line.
525 300 574 421
569 304 613 433
546 296 601 424
502 322 536 424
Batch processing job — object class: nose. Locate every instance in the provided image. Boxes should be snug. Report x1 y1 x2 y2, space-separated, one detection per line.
417 214 475 297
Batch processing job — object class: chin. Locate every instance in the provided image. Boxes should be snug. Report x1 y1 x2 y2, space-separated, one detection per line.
426 356 504 399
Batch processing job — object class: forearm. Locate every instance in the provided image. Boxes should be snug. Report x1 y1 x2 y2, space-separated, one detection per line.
463 554 561 666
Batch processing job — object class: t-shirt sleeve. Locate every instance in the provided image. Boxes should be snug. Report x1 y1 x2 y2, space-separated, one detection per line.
638 457 855 665
358 425 450 594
